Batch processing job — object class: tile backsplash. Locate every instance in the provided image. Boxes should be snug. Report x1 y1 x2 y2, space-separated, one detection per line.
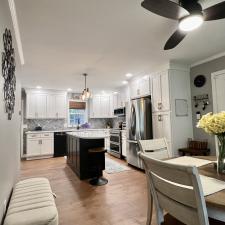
24 119 66 131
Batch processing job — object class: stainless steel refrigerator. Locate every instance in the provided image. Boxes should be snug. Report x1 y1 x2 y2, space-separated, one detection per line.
127 96 153 169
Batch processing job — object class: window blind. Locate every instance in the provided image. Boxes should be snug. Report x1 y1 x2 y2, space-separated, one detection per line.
69 101 86 109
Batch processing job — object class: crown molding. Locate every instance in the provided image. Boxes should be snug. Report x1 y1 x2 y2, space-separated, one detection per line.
190 51 225 68
8 0 25 65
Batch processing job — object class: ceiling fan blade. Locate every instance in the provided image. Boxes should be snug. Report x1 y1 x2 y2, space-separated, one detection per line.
164 29 187 50
141 0 189 20
203 1 225 21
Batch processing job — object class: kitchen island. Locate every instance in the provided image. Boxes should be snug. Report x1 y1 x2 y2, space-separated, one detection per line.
67 131 109 180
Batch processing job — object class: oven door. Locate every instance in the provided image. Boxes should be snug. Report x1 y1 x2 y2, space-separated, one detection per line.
109 142 121 158
110 134 120 143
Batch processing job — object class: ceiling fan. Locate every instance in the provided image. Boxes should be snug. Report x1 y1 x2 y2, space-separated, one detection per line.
141 0 225 50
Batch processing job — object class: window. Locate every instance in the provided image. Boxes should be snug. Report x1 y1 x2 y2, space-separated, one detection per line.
68 101 87 126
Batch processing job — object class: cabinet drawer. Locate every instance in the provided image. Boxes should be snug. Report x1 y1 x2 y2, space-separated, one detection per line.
41 133 54 138
27 134 41 139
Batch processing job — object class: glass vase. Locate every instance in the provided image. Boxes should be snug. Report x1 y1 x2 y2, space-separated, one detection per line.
217 135 225 174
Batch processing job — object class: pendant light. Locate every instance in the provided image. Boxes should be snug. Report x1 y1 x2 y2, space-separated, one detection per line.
80 73 91 100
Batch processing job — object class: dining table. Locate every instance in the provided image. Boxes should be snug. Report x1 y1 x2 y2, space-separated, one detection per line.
196 156 225 222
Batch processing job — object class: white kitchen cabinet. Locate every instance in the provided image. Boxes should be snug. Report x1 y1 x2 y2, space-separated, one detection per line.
129 75 150 99
152 112 171 156
26 133 54 159
26 89 67 119
26 93 47 118
151 71 170 112
89 95 113 118
27 139 41 157
55 95 67 118
41 138 54 155
152 112 171 141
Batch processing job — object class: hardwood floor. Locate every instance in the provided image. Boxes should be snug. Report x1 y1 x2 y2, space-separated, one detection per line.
20 156 155 225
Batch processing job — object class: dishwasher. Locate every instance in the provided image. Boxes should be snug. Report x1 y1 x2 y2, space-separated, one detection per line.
54 132 67 157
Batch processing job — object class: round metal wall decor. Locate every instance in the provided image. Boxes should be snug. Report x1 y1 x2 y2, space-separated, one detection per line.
1 28 16 120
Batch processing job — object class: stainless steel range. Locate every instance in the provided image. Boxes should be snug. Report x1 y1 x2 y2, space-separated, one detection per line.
109 129 122 158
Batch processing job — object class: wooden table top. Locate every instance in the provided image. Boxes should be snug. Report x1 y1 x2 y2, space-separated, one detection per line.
192 156 225 210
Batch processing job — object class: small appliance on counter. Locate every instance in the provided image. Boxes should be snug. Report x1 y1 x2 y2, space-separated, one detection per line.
34 125 42 131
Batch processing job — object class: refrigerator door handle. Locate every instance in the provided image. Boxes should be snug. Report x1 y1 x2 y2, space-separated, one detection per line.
127 140 138 144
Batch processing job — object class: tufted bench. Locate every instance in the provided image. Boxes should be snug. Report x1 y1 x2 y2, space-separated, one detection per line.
4 178 58 225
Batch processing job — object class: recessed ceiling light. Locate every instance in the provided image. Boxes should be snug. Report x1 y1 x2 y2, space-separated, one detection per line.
126 73 133 78
67 88 72 92
36 86 42 89
179 15 203 32
113 92 118 95
122 81 128 85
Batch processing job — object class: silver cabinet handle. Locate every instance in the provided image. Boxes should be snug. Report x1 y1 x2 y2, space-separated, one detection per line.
158 115 163 122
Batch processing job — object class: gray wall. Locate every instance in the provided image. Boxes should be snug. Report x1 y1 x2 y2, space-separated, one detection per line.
0 0 22 222
190 56 225 155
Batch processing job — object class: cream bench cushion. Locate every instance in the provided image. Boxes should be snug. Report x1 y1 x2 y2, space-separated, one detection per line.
4 178 58 225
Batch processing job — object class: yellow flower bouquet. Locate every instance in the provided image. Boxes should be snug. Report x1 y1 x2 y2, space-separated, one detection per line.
197 112 225 173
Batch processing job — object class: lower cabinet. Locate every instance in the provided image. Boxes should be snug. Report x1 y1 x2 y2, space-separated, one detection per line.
26 133 54 159
152 112 172 156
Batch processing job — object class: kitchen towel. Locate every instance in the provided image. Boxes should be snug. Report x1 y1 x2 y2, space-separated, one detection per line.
166 156 212 167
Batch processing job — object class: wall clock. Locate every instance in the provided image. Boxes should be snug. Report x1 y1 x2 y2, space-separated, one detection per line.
1 28 16 120
194 75 206 88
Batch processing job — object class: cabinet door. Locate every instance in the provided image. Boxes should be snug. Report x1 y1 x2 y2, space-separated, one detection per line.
161 113 171 142
130 79 139 99
152 114 163 139
27 139 41 156
41 138 54 155
36 94 47 118
160 71 170 111
113 94 118 109
26 93 36 118
47 94 56 118
101 95 111 117
55 95 67 118
91 95 101 118
151 74 162 112
139 76 150 96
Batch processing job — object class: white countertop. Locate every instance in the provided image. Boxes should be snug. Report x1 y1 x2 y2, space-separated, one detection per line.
25 128 110 134
67 131 109 139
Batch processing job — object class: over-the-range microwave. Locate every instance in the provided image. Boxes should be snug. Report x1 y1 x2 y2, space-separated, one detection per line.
114 107 126 117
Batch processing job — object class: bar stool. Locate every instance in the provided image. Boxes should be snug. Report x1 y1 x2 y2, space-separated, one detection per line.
88 147 108 186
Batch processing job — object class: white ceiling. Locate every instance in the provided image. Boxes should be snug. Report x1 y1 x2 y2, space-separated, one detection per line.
15 0 225 92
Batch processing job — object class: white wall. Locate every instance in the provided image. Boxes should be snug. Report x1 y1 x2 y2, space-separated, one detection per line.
0 0 21 222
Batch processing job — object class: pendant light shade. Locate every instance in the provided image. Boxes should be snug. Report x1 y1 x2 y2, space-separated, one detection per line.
80 74 91 101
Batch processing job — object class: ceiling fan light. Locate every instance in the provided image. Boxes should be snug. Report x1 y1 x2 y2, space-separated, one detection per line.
179 15 203 32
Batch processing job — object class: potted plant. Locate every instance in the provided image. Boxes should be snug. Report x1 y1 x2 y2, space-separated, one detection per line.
197 112 225 174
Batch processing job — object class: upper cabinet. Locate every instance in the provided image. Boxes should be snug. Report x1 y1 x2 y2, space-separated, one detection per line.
151 71 170 112
89 94 113 118
129 75 150 99
26 89 67 119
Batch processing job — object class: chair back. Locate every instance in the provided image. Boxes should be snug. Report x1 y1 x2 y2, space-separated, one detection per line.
138 138 169 160
139 153 209 225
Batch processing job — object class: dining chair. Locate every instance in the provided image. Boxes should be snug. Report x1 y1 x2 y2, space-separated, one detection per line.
139 153 209 225
138 138 169 159
138 138 169 225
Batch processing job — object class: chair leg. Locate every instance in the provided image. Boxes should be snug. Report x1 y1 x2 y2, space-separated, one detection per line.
146 193 153 225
